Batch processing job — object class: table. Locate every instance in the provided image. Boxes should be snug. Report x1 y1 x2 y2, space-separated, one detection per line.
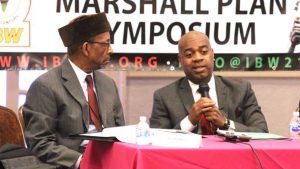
80 136 300 169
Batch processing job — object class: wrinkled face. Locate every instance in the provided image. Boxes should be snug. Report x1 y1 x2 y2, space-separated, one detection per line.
178 31 214 84
85 32 113 71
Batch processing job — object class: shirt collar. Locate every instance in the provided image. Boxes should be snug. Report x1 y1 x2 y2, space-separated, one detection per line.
188 75 216 95
68 59 93 84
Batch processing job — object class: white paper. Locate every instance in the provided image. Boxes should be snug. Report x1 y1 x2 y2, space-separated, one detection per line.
79 125 137 144
79 126 203 148
150 128 203 148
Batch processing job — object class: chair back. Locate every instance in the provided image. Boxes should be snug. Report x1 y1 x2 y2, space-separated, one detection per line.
17 105 25 132
0 106 25 147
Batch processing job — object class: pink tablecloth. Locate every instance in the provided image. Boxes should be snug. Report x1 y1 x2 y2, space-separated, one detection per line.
80 136 300 169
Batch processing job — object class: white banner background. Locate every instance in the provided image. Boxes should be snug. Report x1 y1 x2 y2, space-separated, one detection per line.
0 0 298 53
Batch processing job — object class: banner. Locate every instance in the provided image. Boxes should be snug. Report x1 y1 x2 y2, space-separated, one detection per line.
1 0 299 71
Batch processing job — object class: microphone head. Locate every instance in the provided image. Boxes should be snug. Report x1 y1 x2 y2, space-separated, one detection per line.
198 84 210 98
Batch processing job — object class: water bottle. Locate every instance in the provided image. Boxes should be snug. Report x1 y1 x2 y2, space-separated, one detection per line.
289 111 300 139
136 116 151 145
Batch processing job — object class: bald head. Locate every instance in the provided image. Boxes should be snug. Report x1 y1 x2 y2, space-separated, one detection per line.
178 31 211 54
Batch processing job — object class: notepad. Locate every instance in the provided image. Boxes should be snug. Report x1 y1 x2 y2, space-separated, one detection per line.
235 132 288 140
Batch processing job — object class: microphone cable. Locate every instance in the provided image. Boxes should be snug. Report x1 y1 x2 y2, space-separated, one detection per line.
239 142 264 169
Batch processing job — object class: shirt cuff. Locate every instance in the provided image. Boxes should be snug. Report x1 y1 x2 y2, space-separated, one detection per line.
72 155 82 169
180 116 197 132
229 120 235 130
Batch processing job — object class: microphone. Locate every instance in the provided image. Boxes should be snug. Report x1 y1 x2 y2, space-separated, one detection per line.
198 83 216 134
217 130 251 142
198 84 210 98
289 0 300 53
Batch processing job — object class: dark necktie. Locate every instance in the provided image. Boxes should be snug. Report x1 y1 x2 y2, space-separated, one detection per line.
197 85 216 135
85 75 102 132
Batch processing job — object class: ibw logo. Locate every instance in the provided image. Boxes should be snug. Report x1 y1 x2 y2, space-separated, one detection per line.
0 0 31 47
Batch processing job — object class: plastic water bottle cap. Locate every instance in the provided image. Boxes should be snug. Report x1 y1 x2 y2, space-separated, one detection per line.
140 116 146 121
293 111 299 117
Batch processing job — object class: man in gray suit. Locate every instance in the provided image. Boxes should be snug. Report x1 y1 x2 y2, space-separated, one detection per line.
150 31 268 134
23 13 125 169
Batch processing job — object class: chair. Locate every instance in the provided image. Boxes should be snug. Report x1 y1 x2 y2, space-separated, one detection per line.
0 105 25 147
17 105 27 147
17 105 25 132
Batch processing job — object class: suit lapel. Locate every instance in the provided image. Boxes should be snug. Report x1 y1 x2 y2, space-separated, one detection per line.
93 71 106 128
61 60 89 130
215 76 227 116
178 78 194 114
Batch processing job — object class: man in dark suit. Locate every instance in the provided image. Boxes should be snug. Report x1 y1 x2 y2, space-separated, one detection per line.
23 13 125 169
150 31 268 134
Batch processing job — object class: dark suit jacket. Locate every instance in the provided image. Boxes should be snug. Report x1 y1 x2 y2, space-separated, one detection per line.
0 144 56 169
150 75 268 134
23 59 125 168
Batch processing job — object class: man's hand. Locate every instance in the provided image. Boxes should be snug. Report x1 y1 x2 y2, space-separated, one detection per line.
188 97 215 125
188 97 226 127
204 107 226 127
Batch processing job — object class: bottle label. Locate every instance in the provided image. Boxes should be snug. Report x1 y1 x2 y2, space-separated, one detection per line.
136 128 150 138
136 123 151 145
290 124 300 132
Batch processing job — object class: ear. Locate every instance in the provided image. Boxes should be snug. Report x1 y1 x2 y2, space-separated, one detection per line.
177 54 182 62
211 48 215 60
82 42 90 56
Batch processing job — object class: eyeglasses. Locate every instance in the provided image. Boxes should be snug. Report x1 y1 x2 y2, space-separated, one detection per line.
87 41 110 46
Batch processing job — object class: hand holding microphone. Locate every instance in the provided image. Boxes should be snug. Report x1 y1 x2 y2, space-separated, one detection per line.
187 84 214 125
197 84 226 128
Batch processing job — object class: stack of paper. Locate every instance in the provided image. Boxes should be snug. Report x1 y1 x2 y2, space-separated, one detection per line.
73 125 136 143
72 125 203 148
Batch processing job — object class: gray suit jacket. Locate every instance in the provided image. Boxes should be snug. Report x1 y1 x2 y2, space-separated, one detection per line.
150 75 268 134
23 59 125 168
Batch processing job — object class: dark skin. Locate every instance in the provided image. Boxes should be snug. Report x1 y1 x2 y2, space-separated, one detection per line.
69 32 113 73
178 31 226 128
